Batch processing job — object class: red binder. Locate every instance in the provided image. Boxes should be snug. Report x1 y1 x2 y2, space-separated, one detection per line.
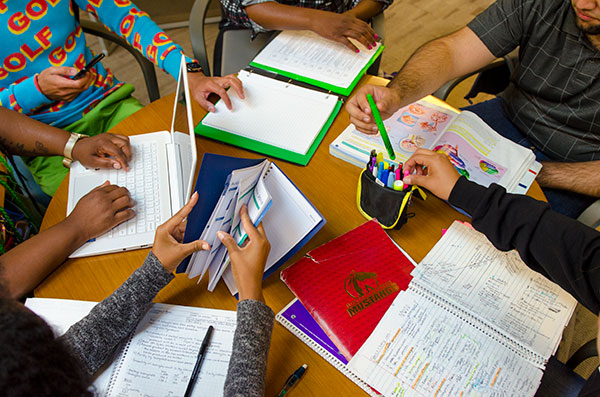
280 220 415 360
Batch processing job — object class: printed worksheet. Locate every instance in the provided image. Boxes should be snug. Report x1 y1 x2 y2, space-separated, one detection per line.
251 30 381 90
349 291 544 397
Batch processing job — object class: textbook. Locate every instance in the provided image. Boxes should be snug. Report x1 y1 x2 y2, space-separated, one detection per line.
280 220 416 361
178 154 325 295
348 222 577 396
197 31 383 166
25 298 237 397
330 96 542 194
276 299 379 397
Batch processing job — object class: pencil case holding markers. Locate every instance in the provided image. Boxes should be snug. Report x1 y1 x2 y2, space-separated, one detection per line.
356 169 427 229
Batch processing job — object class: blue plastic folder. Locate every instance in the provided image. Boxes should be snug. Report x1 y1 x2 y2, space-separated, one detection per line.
177 153 326 283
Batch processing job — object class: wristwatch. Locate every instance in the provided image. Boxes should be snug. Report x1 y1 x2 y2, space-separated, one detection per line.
62 132 86 168
186 61 203 74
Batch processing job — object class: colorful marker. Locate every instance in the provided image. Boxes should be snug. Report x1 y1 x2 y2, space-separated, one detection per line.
366 94 395 160
381 168 389 186
378 161 384 181
393 180 403 191
387 171 395 188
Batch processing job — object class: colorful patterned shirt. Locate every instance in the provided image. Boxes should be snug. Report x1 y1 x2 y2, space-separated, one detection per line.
220 0 392 34
0 0 191 127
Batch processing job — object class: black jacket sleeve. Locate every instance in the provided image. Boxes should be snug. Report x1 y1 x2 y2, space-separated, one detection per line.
448 176 600 315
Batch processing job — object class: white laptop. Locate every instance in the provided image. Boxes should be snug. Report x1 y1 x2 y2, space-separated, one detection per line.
67 56 197 258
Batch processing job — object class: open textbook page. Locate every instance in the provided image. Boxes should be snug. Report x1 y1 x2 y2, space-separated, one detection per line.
25 299 237 397
348 291 544 397
250 30 383 94
330 96 540 193
412 222 577 361
201 70 338 156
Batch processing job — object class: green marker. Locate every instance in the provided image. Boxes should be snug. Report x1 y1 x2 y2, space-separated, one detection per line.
366 93 396 160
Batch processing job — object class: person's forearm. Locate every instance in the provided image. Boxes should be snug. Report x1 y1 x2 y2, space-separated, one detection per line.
448 177 600 314
224 299 274 397
0 218 88 299
0 107 69 157
388 27 496 107
344 0 383 20
59 252 174 376
245 2 321 31
537 161 600 197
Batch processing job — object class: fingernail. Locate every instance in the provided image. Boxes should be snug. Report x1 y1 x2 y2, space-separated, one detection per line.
113 163 121 169
373 126 378 131
374 34 379 39
363 117 369 122
355 49 360 53
192 191 198 198
217 231 224 240
202 243 210 250
368 45 372 50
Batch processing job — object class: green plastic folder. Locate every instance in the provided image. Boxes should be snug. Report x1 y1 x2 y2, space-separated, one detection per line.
196 100 343 166
250 45 384 97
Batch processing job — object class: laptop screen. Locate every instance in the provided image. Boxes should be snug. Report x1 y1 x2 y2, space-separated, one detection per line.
170 55 198 203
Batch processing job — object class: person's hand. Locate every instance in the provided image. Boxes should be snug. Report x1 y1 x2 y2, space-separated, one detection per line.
346 85 402 134
187 72 245 113
65 182 135 241
72 133 132 171
217 205 271 302
310 10 377 52
152 192 210 273
37 66 95 102
403 149 461 200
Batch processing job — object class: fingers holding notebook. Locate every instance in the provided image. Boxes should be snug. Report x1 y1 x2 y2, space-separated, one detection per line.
218 204 271 302
152 192 210 273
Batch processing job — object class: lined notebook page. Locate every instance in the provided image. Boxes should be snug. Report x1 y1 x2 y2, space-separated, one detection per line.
349 291 543 397
106 304 236 397
252 30 380 89
412 222 576 360
202 70 338 155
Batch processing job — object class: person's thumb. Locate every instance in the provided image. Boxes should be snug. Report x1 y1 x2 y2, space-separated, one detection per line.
217 231 238 253
403 173 427 188
181 239 210 257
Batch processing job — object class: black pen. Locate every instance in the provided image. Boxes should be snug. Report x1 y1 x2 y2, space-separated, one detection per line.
71 53 105 80
184 325 214 397
277 364 307 396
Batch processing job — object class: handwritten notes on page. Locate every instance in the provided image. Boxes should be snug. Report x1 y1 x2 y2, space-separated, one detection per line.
412 222 576 360
25 298 236 397
348 291 543 397
105 304 236 397
251 30 381 91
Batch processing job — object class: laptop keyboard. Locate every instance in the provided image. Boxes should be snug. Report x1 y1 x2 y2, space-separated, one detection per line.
105 142 162 238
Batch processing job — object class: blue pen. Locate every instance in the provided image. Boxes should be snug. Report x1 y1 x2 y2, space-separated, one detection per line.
377 161 384 181
381 168 389 185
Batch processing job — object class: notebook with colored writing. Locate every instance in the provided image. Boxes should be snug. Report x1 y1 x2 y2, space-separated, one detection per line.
280 220 416 361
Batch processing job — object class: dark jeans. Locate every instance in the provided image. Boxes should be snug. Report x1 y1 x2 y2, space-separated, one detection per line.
463 98 596 219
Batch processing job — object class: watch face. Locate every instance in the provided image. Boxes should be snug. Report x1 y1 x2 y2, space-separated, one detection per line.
186 62 202 73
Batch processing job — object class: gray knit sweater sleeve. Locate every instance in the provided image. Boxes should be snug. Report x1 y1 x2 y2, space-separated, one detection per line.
58 251 174 377
224 299 275 397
